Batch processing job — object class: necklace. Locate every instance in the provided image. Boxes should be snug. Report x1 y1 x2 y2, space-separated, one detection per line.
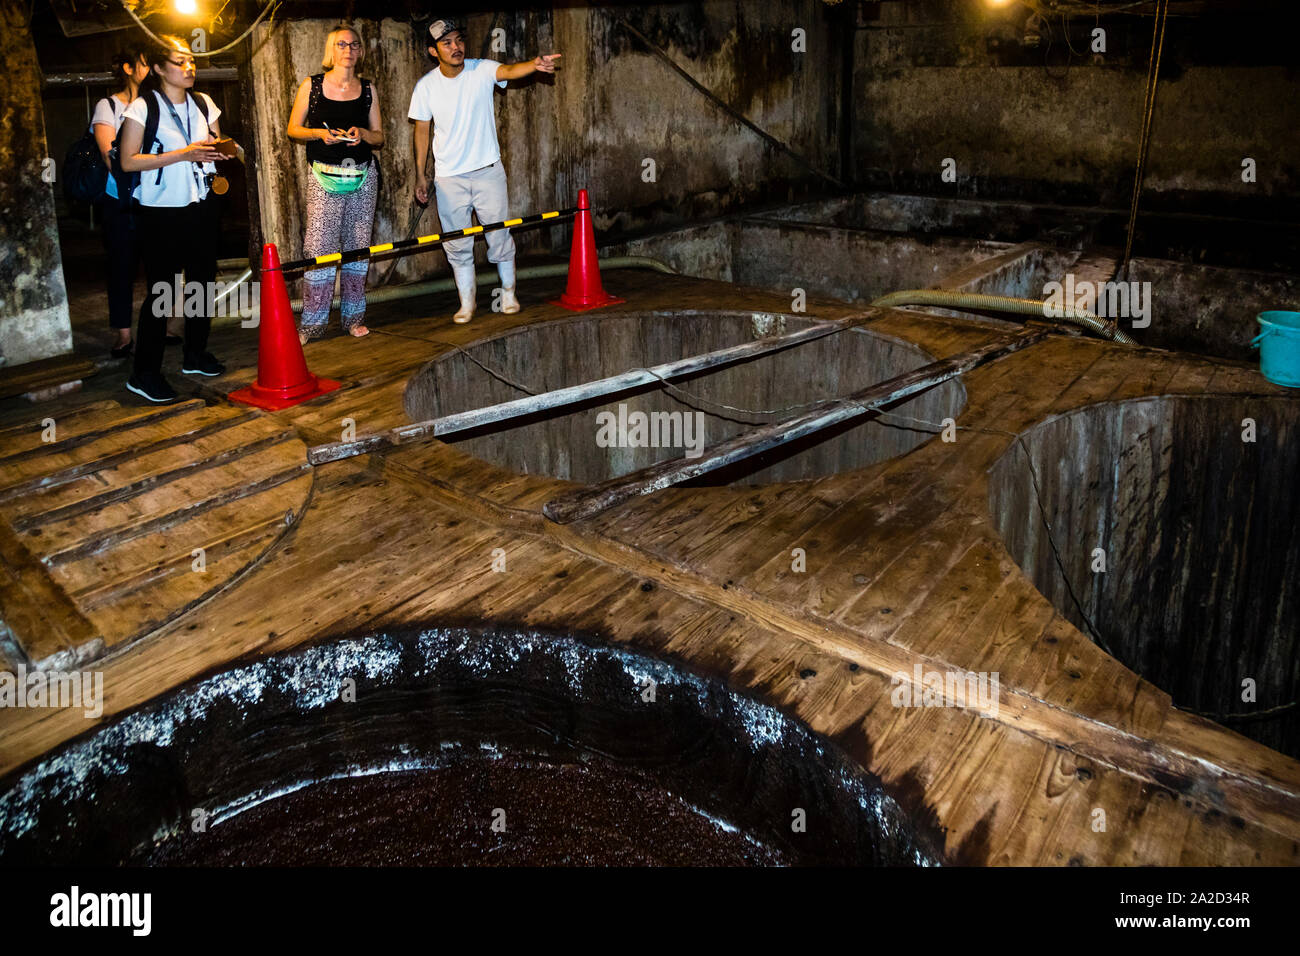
325 74 358 98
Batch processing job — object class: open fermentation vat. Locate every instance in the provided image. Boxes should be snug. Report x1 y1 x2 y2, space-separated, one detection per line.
989 395 1300 758
404 310 965 485
0 627 943 866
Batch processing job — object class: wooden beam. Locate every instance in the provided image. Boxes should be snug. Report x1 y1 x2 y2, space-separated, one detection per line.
0 354 98 400
543 327 1051 524
12 428 296 531
0 400 205 468
42 463 310 567
0 408 257 504
0 523 101 670
306 315 869 465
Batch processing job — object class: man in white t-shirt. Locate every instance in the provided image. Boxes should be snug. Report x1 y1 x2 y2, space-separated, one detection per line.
408 18 560 323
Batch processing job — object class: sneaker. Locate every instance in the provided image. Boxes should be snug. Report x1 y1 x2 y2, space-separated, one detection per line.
181 353 226 376
126 375 178 403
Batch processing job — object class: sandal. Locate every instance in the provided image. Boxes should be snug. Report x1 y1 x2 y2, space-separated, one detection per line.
298 325 327 347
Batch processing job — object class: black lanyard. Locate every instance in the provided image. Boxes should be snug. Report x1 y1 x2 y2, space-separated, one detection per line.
161 92 205 197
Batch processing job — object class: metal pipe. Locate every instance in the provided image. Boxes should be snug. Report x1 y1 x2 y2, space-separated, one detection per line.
870 290 1136 345
43 69 239 87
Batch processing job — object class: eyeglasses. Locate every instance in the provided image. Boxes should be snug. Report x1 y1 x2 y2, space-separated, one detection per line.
335 41 362 51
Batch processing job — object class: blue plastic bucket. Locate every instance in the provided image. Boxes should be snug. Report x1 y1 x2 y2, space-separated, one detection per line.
1252 311 1300 388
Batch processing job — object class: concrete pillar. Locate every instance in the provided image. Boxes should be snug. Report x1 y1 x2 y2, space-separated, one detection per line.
0 3 73 367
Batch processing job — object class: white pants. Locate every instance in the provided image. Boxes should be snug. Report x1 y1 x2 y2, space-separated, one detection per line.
434 162 516 269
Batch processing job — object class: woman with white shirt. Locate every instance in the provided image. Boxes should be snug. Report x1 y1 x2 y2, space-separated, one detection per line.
91 46 149 358
117 35 233 404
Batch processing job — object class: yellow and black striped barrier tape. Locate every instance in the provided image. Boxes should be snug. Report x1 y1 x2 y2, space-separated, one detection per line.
275 207 577 274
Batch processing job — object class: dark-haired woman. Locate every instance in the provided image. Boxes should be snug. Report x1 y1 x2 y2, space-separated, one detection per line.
118 35 234 403
91 46 149 357
286 23 384 345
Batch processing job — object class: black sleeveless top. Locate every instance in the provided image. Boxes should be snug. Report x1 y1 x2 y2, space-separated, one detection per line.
305 73 373 166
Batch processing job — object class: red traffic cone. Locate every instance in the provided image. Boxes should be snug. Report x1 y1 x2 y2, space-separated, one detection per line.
550 189 625 312
229 244 341 411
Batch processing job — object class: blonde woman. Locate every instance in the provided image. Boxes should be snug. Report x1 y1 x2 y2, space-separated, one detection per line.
287 23 385 344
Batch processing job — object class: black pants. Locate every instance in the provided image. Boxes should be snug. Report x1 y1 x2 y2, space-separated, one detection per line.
133 196 221 382
98 198 139 331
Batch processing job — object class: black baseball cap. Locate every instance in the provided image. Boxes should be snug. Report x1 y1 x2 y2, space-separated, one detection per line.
428 18 464 44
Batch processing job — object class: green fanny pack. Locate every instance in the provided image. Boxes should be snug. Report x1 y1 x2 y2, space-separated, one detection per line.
311 159 369 194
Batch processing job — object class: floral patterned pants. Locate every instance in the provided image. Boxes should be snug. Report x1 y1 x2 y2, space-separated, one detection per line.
299 160 379 339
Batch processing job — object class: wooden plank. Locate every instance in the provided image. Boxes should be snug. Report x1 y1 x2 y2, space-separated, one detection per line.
72 511 293 612
0 399 117 438
10 426 296 531
544 328 1051 524
280 379 410 444
1161 356 1223 395
1 412 275 518
0 406 256 503
1205 361 1272 394
729 348 1051 598
0 354 98 400
83 516 296 649
54 481 305 600
36 457 310 567
0 523 101 669
0 399 206 467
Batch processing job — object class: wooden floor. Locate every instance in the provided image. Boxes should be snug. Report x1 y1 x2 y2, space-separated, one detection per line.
2 268 1298 865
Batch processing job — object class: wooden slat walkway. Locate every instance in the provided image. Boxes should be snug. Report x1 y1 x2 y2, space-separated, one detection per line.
0 400 311 662
0 270 1295 866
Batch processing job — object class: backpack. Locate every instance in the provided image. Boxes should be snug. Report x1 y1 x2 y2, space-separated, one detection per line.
109 90 214 207
61 99 111 204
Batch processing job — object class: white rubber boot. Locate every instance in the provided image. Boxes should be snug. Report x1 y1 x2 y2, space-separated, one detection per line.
497 259 520 314
453 264 477 324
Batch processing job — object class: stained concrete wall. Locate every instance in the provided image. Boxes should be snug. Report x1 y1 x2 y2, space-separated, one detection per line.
245 2 845 283
1122 257 1300 359
605 211 1023 305
0 2 72 367
854 1 1299 215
